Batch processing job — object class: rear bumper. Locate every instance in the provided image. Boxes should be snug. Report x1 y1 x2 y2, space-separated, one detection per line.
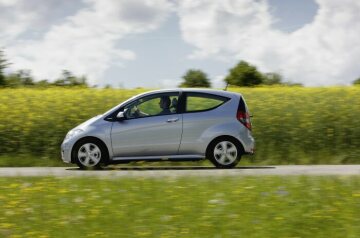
238 131 255 154
245 148 255 155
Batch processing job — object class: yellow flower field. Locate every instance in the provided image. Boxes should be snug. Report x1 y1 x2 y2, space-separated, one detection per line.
0 86 359 165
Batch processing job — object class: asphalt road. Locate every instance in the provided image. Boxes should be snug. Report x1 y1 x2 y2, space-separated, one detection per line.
0 165 359 177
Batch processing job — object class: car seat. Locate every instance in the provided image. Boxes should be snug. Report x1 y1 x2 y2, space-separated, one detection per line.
171 98 178 113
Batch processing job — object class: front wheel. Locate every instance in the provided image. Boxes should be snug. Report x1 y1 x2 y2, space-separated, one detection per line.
72 139 107 170
207 138 242 168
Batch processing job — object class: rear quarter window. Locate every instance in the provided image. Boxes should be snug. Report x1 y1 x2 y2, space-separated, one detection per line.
185 92 230 112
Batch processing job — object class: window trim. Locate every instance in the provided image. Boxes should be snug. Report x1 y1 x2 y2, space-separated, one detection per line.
182 92 230 114
106 91 181 121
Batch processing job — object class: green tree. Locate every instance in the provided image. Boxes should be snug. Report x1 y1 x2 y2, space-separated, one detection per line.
179 69 211 88
4 74 21 87
3 70 35 88
225 60 263 87
18 70 34 85
0 49 10 86
37 79 50 87
353 77 360 85
54 70 88 87
263 72 283 85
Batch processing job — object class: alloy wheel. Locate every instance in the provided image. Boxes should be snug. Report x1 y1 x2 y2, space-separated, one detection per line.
77 143 102 167
213 141 238 165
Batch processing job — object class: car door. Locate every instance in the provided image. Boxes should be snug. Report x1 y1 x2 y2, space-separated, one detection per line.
111 92 182 157
179 92 230 154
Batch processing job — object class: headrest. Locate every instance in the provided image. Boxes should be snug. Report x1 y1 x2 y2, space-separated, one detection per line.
171 98 178 108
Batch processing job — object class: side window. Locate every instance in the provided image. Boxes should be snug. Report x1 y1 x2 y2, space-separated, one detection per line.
124 93 179 119
186 93 229 112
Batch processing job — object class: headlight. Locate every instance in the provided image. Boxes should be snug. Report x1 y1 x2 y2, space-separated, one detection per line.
65 129 83 141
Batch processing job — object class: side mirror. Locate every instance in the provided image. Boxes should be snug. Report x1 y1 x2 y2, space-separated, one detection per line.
116 111 126 120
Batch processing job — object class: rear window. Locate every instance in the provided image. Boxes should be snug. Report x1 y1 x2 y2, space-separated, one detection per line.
185 92 229 112
238 97 247 112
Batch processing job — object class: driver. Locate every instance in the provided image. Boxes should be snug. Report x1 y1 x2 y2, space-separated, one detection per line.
158 96 171 115
131 95 172 118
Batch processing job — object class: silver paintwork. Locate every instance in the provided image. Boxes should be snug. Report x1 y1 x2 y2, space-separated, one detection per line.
61 88 255 165
111 114 182 157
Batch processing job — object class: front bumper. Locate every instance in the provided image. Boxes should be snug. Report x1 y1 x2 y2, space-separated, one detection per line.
61 141 72 163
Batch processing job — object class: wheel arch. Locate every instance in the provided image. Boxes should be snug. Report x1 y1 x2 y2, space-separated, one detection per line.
71 136 110 164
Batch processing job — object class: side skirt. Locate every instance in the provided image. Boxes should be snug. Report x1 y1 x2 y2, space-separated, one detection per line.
110 155 205 163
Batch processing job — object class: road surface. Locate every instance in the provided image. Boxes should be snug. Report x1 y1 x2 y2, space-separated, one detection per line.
0 165 359 177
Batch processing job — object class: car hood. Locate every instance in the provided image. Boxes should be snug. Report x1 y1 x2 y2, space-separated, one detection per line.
74 114 103 130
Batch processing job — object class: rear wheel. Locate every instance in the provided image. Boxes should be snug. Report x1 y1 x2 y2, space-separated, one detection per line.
207 138 242 168
72 138 108 170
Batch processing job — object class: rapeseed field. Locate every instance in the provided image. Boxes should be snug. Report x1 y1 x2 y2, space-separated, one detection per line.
0 86 359 165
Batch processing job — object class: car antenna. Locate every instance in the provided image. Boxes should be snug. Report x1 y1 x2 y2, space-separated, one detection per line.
224 82 229 91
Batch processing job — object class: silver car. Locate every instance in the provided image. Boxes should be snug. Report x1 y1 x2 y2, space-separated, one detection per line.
61 89 255 169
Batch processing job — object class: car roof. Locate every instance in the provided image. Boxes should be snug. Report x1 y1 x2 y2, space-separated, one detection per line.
141 88 242 99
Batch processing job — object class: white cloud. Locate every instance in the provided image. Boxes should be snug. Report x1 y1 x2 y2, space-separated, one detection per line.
3 0 173 84
160 75 225 89
0 0 19 7
159 79 181 88
0 0 39 44
211 75 226 89
3 0 360 87
177 0 360 86
0 1 86 44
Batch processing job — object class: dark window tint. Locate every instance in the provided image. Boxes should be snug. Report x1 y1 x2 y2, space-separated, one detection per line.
238 97 247 112
185 93 229 112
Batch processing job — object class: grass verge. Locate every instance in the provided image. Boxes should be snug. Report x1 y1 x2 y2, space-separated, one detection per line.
0 155 68 167
0 176 359 237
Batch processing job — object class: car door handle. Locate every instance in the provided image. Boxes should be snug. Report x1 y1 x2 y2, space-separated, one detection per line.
166 118 179 123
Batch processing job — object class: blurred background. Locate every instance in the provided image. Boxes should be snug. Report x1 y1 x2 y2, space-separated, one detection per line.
0 86 359 166
1 0 360 237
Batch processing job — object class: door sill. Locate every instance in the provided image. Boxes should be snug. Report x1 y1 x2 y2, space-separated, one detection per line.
111 155 205 161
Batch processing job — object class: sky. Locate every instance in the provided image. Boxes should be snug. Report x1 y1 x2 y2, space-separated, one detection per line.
1 0 360 88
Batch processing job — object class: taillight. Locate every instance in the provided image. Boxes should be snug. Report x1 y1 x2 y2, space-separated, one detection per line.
237 111 252 130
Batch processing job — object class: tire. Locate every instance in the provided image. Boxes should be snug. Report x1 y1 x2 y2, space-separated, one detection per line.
72 138 108 170
207 137 243 169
